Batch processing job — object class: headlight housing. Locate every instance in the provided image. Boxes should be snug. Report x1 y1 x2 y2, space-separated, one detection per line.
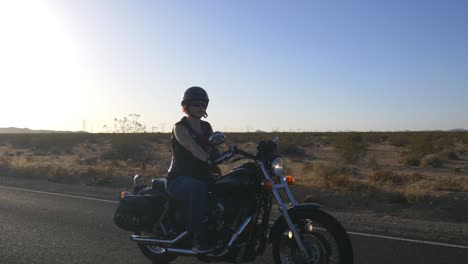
271 157 283 176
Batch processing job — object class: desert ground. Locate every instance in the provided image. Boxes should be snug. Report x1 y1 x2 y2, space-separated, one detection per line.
0 132 467 237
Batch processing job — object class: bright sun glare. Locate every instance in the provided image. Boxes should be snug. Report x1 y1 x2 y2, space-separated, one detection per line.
0 1 85 130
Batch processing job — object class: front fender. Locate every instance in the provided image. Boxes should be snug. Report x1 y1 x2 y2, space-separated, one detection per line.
269 203 324 243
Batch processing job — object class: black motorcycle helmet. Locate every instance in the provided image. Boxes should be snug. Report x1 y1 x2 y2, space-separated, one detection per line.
181 86 209 118
181 86 209 106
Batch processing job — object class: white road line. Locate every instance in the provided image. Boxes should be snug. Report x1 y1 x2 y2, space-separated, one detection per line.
0 185 119 204
2 184 467 249
347 231 468 249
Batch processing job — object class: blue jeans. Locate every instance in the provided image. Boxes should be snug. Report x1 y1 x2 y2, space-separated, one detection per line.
166 176 208 234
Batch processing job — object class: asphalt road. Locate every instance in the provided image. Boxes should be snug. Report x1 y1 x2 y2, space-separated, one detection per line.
0 184 467 264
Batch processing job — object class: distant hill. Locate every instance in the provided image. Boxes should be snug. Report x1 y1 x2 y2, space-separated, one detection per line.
0 127 87 134
448 128 467 132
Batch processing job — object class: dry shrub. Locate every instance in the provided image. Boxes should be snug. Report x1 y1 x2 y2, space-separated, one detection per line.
433 178 463 192
420 154 443 168
78 167 113 186
10 165 50 179
334 133 367 164
389 133 410 147
368 170 404 184
407 134 434 156
47 166 71 183
367 157 379 171
441 150 459 160
279 144 308 159
102 134 148 161
311 162 352 188
368 170 423 184
0 156 11 174
301 161 315 175
402 184 425 204
8 134 86 154
399 152 421 167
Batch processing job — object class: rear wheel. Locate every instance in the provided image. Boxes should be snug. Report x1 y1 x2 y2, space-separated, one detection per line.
271 210 353 264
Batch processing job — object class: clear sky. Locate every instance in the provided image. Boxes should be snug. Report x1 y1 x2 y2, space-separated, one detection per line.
0 0 467 132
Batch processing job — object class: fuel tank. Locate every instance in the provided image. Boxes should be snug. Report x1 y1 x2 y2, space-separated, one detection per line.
212 164 258 198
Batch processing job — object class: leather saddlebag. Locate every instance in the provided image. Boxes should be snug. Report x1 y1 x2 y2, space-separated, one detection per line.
114 192 167 232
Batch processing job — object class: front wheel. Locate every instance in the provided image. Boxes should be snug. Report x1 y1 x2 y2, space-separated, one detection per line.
271 210 353 264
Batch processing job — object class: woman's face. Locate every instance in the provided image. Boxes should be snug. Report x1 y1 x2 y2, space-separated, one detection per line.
188 101 207 119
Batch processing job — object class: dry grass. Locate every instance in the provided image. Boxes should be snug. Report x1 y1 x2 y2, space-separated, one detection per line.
433 178 464 192
420 154 443 168
0 131 467 215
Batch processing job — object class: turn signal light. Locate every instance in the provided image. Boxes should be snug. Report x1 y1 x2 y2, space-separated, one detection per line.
121 191 128 199
285 175 295 185
262 179 273 191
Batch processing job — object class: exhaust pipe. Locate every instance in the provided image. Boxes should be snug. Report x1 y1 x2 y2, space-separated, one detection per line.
136 216 253 257
131 231 188 245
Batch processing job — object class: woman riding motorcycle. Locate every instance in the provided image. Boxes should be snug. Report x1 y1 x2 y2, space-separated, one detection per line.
166 86 219 254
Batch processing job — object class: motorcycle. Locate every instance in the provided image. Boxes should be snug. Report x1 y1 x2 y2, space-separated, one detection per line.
114 133 353 263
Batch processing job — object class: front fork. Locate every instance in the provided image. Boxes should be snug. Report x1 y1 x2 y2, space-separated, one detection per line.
258 162 314 263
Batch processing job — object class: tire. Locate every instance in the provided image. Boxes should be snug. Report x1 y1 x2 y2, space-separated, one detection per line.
271 210 353 264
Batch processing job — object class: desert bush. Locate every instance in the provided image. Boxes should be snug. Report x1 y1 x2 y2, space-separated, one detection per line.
7 134 87 154
368 170 422 184
433 178 463 192
402 183 425 204
301 161 315 175
399 152 421 167
368 170 404 184
47 166 71 183
389 133 411 147
79 157 98 166
433 135 455 153
311 162 353 188
363 132 389 144
333 133 367 164
279 144 308 159
462 133 468 144
108 114 147 133
367 157 379 170
9 164 50 179
102 134 148 161
78 167 113 186
420 154 443 168
407 133 434 156
441 150 459 160
0 156 11 174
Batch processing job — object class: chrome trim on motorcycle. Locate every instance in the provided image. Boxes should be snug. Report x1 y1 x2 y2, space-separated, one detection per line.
258 161 312 262
280 176 299 207
131 231 188 245
205 216 253 257
146 245 167 255
166 248 197 255
162 217 254 258
227 216 252 248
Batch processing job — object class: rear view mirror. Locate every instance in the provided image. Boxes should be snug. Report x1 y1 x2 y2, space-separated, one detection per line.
209 132 226 145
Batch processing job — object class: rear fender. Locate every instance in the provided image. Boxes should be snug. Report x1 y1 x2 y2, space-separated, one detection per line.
269 203 324 243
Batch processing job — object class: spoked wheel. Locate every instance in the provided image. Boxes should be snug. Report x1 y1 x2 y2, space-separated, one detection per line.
272 210 353 264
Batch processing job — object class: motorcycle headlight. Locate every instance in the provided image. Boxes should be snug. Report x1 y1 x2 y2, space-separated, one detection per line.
271 157 283 176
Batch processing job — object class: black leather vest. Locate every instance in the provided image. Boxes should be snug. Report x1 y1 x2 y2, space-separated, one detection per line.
167 117 213 182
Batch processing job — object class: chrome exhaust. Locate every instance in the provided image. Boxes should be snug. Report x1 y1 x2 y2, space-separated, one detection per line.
136 216 253 257
131 231 188 245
